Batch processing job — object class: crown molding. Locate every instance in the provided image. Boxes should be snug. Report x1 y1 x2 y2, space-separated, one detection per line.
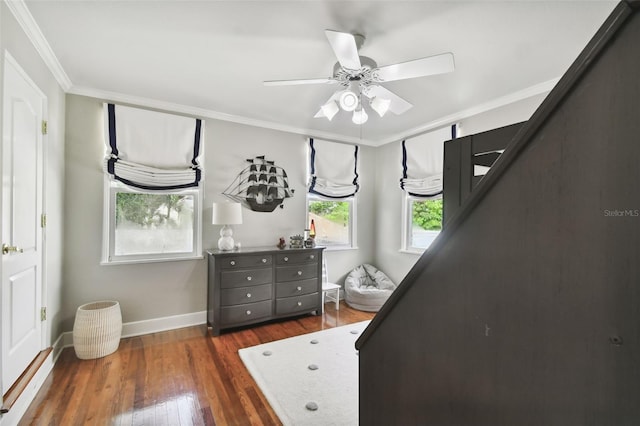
373 78 559 147
68 85 374 145
5 0 73 91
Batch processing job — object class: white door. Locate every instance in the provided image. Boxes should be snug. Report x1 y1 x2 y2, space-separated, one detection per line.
1 54 45 394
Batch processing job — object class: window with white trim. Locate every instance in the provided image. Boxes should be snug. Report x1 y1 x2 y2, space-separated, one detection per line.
400 125 456 252
105 183 202 263
307 138 359 249
404 194 442 252
307 195 356 248
102 103 203 264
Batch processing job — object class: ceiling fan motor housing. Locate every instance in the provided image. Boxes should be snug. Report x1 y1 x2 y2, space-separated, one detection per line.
333 56 378 89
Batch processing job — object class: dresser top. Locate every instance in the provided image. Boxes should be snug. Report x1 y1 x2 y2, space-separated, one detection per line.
206 246 325 257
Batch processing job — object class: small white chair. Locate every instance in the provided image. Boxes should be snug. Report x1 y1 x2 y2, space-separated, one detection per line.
321 258 340 312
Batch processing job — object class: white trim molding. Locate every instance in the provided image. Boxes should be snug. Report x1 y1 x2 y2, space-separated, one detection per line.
120 310 207 339
69 85 372 146
374 78 559 147
4 0 72 91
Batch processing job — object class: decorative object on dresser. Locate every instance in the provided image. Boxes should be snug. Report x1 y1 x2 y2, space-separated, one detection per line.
207 246 324 336
289 234 304 249
211 201 243 251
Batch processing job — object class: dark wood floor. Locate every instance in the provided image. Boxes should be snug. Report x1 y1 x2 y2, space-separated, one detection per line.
19 301 373 425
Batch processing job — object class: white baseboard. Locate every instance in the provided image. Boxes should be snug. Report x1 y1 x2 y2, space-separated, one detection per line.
61 310 208 348
121 310 207 338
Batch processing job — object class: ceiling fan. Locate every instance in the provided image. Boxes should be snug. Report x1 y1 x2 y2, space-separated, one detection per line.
264 30 455 124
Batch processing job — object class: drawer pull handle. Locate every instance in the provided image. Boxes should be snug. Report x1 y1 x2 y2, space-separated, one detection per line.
310 255 315 259
246 310 252 315
297 302 303 307
247 276 252 281
297 271 303 276
296 286 302 291
230 260 236 266
247 293 252 298
284 257 289 262
262 258 267 263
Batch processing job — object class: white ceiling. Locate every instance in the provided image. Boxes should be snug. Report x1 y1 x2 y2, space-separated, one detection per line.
21 0 617 146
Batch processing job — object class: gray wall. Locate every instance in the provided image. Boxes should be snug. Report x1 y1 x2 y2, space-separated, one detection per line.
62 91 542 331
0 3 66 346
373 93 547 284
62 94 375 331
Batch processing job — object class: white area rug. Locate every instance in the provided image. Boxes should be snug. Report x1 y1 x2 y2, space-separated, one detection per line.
238 320 370 426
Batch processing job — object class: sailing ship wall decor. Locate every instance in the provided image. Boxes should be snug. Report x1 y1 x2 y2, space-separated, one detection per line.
223 155 294 212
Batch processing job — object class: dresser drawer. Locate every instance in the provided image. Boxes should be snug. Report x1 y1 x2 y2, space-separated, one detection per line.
276 264 317 282
221 284 272 306
220 300 272 324
221 268 272 288
276 279 318 298
276 251 319 265
219 255 272 270
276 292 319 315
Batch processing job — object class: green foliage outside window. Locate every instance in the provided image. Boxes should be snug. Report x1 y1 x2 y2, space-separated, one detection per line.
412 199 443 231
309 200 349 225
116 193 187 227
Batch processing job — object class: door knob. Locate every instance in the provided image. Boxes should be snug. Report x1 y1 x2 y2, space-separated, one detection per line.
2 244 23 255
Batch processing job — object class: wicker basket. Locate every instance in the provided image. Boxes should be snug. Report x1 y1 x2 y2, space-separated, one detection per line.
73 300 122 360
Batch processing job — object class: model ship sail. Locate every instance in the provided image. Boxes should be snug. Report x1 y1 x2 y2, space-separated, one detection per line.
223 156 294 212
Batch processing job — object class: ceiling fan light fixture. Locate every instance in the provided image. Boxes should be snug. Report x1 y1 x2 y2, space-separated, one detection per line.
320 100 340 120
352 107 368 125
370 96 391 117
339 90 359 112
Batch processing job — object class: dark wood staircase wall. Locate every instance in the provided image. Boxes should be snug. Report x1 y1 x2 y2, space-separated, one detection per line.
357 1 640 424
443 121 525 226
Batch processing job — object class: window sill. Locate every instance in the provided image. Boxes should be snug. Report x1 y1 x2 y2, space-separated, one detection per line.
399 249 425 256
101 255 203 266
323 246 359 252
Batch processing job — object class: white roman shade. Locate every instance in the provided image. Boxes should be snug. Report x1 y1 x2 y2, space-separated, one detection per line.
308 138 359 198
104 103 203 190
400 125 456 197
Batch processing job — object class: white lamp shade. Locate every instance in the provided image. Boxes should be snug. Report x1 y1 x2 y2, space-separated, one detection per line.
370 97 391 117
212 202 243 225
352 108 368 125
339 90 359 112
320 101 340 120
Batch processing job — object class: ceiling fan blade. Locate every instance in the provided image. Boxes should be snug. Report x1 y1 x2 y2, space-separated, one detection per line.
264 78 336 86
325 30 362 71
363 85 413 115
374 52 454 82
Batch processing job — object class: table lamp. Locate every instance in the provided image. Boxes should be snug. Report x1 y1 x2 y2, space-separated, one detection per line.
212 202 243 250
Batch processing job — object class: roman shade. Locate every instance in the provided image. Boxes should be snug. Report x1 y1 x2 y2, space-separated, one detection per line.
400 124 456 197
104 103 203 190
308 138 359 198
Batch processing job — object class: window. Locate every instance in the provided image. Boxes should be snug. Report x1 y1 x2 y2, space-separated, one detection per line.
399 125 455 253
307 196 356 249
101 103 203 264
103 182 202 263
306 138 359 249
404 194 442 252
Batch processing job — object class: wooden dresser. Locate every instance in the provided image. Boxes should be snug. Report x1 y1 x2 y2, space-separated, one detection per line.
206 246 324 335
